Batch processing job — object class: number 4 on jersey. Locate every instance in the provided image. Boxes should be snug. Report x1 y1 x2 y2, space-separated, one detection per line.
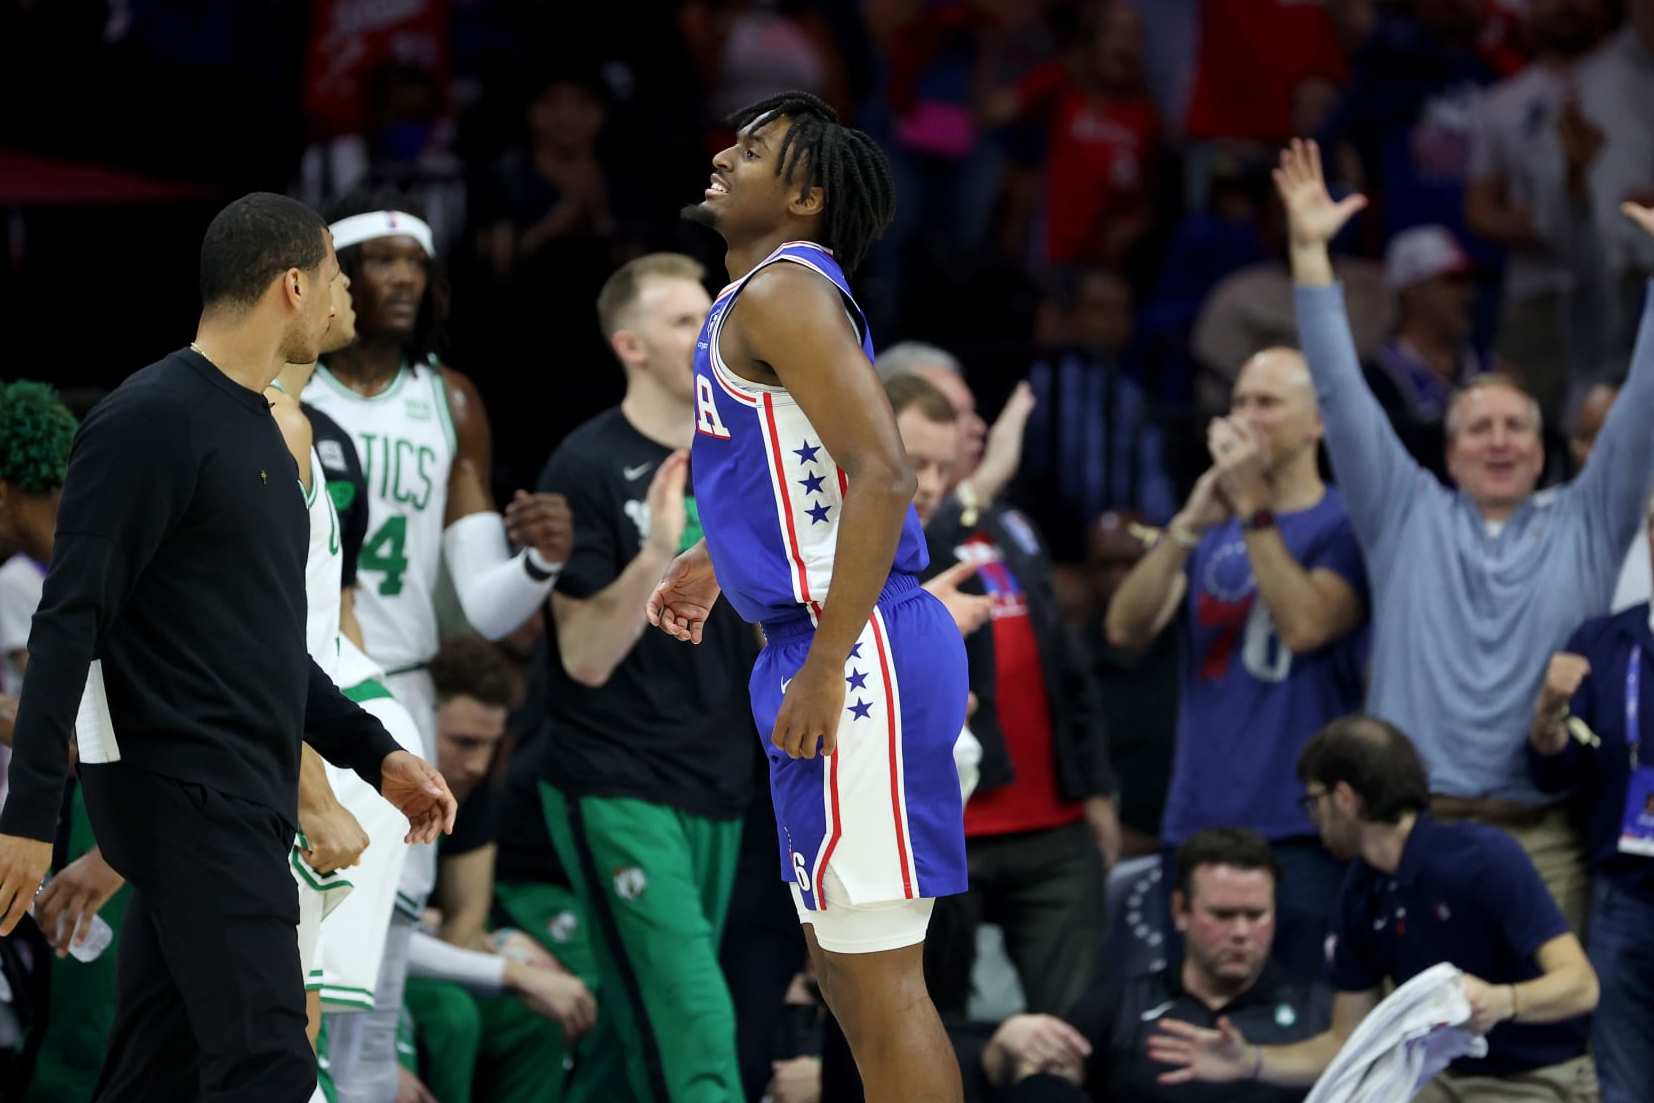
361 515 410 595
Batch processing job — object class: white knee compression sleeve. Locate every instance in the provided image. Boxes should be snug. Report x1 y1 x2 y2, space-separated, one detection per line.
441 512 558 639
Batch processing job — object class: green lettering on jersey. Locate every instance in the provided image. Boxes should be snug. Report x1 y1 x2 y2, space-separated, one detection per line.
361 515 410 595
388 439 436 511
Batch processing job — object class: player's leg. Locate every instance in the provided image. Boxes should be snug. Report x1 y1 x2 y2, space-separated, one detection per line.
803 913 960 1103
808 591 970 1101
323 913 415 1103
542 785 742 1103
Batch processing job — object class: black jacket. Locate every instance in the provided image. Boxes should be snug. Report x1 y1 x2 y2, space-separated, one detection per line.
923 497 1117 802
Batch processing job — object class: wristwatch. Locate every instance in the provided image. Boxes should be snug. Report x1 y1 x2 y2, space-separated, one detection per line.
1242 508 1277 531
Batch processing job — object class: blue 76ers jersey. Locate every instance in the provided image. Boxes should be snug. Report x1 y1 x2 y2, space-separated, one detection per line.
690 241 930 626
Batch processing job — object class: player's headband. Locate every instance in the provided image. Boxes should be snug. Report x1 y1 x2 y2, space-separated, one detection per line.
328 211 435 257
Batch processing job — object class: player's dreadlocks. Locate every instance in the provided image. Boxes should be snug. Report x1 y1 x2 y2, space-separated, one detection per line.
0 381 77 495
729 92 895 274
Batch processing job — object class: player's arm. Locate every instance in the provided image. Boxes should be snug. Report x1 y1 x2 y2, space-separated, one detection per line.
297 743 369 874
0 395 197 932
301 657 456 844
433 843 497 953
266 391 314 493
555 453 688 687
1148 987 1378 1088
437 367 571 638
734 265 916 758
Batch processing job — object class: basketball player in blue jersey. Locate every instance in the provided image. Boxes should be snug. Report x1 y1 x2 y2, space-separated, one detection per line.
650 91 969 1102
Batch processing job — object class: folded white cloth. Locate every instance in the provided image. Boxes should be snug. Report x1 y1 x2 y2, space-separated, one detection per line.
1305 962 1489 1103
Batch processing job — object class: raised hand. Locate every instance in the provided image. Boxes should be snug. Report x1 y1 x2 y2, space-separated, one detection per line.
1209 417 1272 516
642 451 690 558
972 381 1037 504
647 539 721 644
1273 139 1369 250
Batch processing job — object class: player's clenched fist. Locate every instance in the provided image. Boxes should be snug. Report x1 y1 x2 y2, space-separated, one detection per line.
505 489 574 566
772 656 845 760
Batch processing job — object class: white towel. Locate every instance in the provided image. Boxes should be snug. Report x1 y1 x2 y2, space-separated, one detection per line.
1305 963 1489 1103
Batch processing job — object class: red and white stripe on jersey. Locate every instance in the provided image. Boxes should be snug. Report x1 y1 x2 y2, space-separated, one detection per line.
807 608 919 905
708 302 840 613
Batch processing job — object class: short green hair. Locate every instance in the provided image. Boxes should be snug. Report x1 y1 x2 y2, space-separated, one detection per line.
0 381 77 495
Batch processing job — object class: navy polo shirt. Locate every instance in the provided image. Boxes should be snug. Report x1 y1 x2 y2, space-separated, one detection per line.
1528 603 1654 894
1327 816 1587 1076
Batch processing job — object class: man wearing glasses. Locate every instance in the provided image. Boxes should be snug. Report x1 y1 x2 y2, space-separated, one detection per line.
1152 715 1600 1103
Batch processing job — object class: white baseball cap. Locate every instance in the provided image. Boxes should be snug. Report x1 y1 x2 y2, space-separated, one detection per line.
1385 225 1472 290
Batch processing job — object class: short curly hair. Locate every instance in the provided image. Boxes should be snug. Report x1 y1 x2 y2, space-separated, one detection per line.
0 381 77 495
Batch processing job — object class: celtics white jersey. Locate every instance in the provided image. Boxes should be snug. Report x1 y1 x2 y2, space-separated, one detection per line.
303 362 455 670
302 446 344 680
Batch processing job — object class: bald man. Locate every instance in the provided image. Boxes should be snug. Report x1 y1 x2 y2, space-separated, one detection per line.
1106 347 1370 981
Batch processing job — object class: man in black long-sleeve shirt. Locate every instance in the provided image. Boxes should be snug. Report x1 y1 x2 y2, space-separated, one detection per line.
0 192 457 1103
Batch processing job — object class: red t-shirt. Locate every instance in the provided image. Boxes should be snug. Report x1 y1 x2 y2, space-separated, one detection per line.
960 535 1085 838
1183 0 1348 142
1016 62 1158 265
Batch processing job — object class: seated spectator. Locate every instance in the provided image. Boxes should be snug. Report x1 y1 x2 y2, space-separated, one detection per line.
402 637 594 1103
1367 225 1494 479
1527 504 1654 1103
881 369 1119 1023
1279 138 1654 935
1107 346 1368 981
1465 0 1614 420
1014 268 1178 561
1565 380 1651 610
958 826 1332 1103
1152 716 1600 1102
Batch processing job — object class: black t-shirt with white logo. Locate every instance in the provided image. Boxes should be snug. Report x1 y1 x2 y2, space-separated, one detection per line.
537 408 759 818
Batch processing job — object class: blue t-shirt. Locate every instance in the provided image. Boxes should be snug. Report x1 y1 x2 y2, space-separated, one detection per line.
1329 816 1587 1076
1162 488 1369 844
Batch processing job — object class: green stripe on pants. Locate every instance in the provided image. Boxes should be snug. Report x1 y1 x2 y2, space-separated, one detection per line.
539 783 742 1103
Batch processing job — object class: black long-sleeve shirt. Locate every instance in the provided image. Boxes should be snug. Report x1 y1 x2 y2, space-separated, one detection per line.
0 350 400 842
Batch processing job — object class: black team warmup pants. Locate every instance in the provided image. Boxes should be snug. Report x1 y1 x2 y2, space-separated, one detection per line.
80 762 314 1102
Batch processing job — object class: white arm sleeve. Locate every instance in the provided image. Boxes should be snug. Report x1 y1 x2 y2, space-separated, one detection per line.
406 928 507 994
441 512 556 640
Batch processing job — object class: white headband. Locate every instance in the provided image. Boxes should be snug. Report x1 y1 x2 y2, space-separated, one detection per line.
328 210 435 256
